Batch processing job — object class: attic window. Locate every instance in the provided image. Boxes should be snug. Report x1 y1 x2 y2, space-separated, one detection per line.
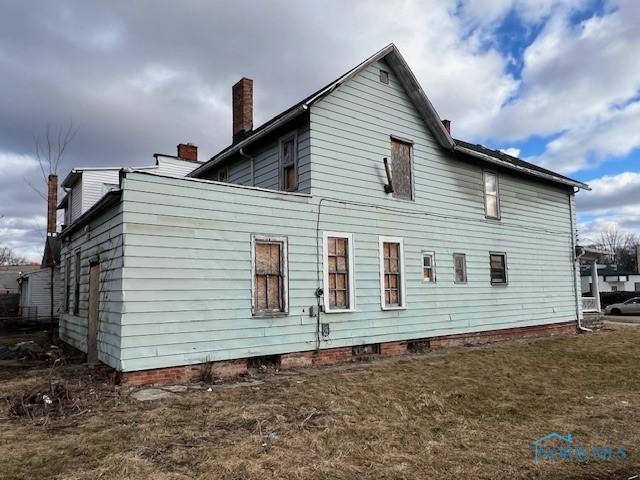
379 69 390 84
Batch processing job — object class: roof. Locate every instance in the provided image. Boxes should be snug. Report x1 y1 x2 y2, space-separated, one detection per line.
580 266 640 277
59 190 122 239
190 44 589 191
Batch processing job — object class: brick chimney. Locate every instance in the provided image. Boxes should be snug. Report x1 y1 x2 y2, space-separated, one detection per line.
177 143 198 161
442 119 451 134
232 77 253 143
46 174 57 236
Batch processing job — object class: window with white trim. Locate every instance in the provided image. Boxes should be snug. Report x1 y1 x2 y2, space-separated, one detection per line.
379 236 406 309
453 253 467 284
422 251 436 282
251 235 288 316
483 171 500 219
489 252 508 285
323 232 355 312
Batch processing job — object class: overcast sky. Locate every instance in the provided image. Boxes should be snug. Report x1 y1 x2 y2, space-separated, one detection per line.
1 0 639 260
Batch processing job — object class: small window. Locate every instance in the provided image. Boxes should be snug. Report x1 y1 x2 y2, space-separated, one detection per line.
379 236 406 309
611 285 618 292
323 232 355 312
217 168 228 182
453 253 467 284
251 235 288 316
483 171 500 219
422 251 436 282
390 137 413 201
379 69 390 84
490 252 508 285
73 251 81 315
280 136 297 191
635 282 640 292
65 256 71 312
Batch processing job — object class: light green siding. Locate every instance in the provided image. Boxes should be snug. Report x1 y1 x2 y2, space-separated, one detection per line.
58 203 124 369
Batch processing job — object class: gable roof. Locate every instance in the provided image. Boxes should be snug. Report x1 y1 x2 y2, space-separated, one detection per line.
190 44 589 191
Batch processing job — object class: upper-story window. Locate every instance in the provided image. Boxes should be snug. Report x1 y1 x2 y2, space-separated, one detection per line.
483 171 500 219
280 135 297 191
390 137 413 201
217 168 228 182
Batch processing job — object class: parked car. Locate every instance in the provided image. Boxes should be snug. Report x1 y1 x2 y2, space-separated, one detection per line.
605 297 640 315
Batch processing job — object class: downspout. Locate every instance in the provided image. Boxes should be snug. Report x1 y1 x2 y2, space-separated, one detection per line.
569 190 592 332
239 148 254 186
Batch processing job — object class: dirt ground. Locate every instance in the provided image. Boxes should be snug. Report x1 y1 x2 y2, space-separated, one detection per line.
1 324 639 480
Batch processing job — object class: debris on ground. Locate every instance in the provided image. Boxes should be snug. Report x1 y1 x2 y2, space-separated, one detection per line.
0 341 65 362
131 388 176 401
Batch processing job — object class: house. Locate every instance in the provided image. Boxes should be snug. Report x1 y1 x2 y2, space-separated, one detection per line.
57 44 590 382
580 265 640 294
58 144 200 226
0 265 39 295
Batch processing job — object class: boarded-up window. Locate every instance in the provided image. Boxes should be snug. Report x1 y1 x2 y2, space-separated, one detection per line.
391 138 413 200
252 235 288 315
490 252 507 285
281 136 297 191
453 253 467 284
381 238 404 308
483 171 500 218
73 251 81 315
325 235 354 310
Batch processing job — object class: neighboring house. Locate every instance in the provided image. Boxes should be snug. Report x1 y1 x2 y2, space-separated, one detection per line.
18 267 63 321
58 144 200 226
57 44 590 380
580 265 640 294
0 265 39 295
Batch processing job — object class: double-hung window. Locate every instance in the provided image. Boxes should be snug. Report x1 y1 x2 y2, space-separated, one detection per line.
453 253 467 284
489 252 508 285
483 171 500 219
379 236 406 309
323 232 355 312
280 135 297 191
422 251 436 282
251 235 288 316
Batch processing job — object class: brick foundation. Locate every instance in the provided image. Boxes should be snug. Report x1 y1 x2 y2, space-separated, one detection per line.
119 320 577 386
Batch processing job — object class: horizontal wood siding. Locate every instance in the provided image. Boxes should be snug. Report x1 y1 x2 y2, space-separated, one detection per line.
202 123 311 193
118 170 576 372
69 182 83 223
59 203 124 369
81 170 120 213
156 157 199 177
18 267 62 319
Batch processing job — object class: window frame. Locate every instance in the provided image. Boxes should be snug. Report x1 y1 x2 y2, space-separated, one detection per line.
379 69 390 84
379 236 407 310
250 234 289 317
279 133 298 192
421 251 436 283
65 255 71 313
453 252 467 284
322 232 356 313
483 170 501 220
389 136 415 202
73 250 81 315
217 167 228 183
489 251 508 286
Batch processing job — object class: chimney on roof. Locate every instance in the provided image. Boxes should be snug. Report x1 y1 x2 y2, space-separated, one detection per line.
232 77 253 143
177 143 198 162
442 119 451 134
46 174 58 236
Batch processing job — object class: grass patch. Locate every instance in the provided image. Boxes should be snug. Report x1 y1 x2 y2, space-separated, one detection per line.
1 324 639 479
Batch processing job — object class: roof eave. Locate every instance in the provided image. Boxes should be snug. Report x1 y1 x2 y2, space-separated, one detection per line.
454 145 590 190
59 190 122 239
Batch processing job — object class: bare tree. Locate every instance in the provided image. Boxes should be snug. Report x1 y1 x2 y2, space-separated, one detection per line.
592 226 639 271
0 246 30 266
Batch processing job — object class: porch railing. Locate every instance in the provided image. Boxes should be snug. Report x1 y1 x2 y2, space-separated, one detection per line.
581 297 600 313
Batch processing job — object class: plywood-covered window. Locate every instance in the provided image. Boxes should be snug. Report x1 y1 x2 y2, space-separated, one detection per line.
251 235 288 316
483 171 500 219
490 252 508 285
73 251 81 315
390 137 413 201
453 253 467 284
280 135 297 191
422 251 436 282
379 236 406 309
323 232 355 312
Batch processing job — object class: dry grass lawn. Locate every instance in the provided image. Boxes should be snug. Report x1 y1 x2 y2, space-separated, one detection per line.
1 324 639 479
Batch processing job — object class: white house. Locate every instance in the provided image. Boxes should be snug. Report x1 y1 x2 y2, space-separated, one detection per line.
580 265 640 294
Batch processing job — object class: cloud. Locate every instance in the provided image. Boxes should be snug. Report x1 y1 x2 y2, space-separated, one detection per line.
499 147 521 157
